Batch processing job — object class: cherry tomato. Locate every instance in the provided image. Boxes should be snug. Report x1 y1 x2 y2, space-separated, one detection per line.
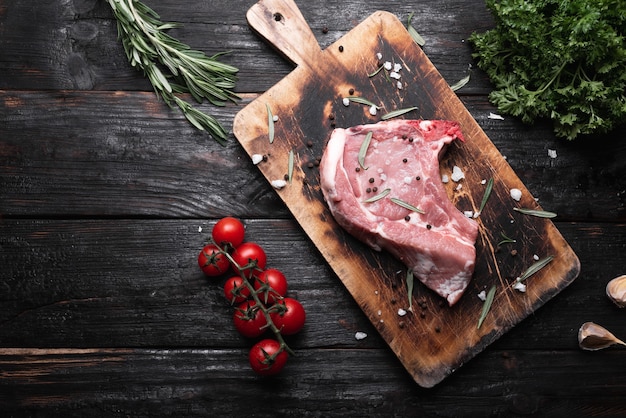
197 244 230 277
223 276 251 304
249 338 288 376
253 268 288 304
231 242 267 278
270 297 306 335
212 217 245 248
233 300 267 338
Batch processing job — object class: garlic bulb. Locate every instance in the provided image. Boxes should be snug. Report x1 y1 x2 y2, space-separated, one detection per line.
606 275 626 308
578 322 626 351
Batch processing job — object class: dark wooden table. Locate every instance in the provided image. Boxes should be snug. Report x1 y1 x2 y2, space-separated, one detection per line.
2 1 626 416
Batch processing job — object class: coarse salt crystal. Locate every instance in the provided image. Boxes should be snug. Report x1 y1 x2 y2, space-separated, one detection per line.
355 331 368 340
464 210 474 218
377 310 382 316
384 61 393 71
533 254 540 261
376 52 383 60
369 105 378 116
390 71 401 80
442 174 449 184
451 165 465 182
398 308 407 316
251 154 264 165
548 149 557 159
477 290 487 301
456 184 463 191
404 176 412 184
394 63 403 72
198 226 203 233
271 179 287 189
396 81 403 90
513 281 527 292
272 115 279 122
488 112 505 120
510 188 522 201
481 179 487 185
342 98 350 106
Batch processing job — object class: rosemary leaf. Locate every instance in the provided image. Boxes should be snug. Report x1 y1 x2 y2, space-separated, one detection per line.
513 207 557 218
368 64 384 78
407 13 426 46
266 103 275 144
450 74 470 92
288 150 294 183
346 96 379 108
108 0 239 143
477 285 496 329
517 256 554 282
381 107 419 120
406 269 415 310
358 132 373 170
497 231 516 247
364 188 390 203
479 178 494 214
390 197 425 214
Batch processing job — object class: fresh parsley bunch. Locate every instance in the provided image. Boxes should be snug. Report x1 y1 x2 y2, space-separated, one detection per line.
469 0 626 140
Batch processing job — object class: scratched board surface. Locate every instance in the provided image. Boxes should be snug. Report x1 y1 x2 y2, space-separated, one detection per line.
233 0 580 387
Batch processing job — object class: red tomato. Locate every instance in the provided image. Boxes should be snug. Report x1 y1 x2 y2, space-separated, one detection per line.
212 217 245 248
223 276 251 304
248 339 288 376
197 244 229 277
231 242 267 278
270 297 306 335
233 300 267 338
253 268 288 304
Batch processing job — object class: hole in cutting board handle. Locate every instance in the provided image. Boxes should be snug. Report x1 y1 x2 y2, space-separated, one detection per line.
247 0 322 68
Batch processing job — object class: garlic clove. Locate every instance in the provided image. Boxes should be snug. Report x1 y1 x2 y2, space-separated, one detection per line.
606 275 626 308
578 322 626 351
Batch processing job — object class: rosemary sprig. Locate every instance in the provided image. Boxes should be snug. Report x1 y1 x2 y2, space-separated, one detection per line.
477 285 496 329
513 207 557 218
364 188 391 203
108 0 239 144
358 132 373 170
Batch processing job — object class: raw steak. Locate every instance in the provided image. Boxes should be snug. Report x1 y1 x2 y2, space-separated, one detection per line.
319 119 478 306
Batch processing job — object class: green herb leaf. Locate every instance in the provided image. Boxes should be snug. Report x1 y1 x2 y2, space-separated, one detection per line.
368 65 384 78
517 256 554 282
513 207 557 218
107 0 239 143
407 13 426 47
381 107 419 120
477 285 496 329
288 150 294 183
363 188 391 203
450 74 470 92
266 103 275 144
390 197 425 214
497 231 516 248
406 269 415 310
479 178 494 214
346 96 379 108
358 131 373 170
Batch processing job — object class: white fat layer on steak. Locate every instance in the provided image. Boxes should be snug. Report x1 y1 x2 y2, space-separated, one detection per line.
319 119 479 306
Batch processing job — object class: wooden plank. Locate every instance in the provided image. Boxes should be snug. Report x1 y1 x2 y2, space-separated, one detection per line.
1 90 625 220
0 0 492 94
233 0 580 386
1 218 622 351
1 347 626 417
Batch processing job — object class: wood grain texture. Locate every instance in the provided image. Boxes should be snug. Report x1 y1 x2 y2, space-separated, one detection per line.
2 0 626 415
234 0 579 387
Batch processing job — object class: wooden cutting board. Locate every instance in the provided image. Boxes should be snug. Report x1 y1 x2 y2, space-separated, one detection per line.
233 0 580 387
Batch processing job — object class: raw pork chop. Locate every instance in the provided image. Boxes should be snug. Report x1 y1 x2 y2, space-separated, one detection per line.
319 119 478 306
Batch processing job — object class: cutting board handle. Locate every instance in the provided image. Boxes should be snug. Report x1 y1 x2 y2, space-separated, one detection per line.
246 0 322 67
